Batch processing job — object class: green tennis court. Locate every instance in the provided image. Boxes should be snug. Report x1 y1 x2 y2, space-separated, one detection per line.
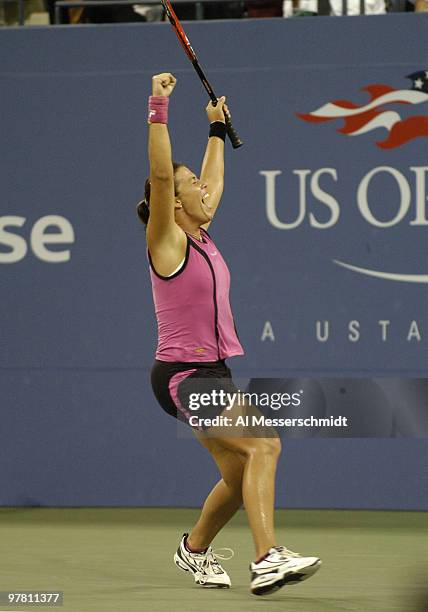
1 508 427 611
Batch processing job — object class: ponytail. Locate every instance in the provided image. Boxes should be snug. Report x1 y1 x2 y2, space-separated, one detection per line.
136 178 151 226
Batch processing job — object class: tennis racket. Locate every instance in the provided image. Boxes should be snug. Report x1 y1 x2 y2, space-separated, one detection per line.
160 0 243 149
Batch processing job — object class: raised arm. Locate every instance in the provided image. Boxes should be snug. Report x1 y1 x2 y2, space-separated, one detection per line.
199 97 228 229
146 73 186 275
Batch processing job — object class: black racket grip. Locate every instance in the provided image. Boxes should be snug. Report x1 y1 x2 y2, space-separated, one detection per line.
221 105 243 149
225 113 243 149
211 96 243 149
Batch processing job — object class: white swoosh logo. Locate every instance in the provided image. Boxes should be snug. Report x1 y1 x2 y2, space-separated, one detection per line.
333 259 428 283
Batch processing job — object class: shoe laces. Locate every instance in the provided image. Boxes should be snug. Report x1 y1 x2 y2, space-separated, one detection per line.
205 546 234 564
273 545 301 559
195 547 234 584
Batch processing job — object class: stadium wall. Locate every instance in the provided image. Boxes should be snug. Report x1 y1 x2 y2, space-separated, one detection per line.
1 14 428 508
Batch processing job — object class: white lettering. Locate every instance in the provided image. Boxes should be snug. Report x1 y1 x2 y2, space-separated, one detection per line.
378 320 390 341
0 216 27 263
409 166 428 226
309 168 340 229
348 320 360 342
407 320 422 341
0 215 74 264
261 321 275 342
316 320 329 342
31 215 75 263
357 166 411 228
260 169 309 229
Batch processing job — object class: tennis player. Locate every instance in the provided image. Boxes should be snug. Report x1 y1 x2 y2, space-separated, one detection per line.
138 72 321 596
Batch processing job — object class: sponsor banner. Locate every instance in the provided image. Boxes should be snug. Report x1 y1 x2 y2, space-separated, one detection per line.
1 18 428 508
1 17 428 375
237 64 428 374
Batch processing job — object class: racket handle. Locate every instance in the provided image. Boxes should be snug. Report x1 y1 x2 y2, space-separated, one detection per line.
225 113 243 149
209 91 243 149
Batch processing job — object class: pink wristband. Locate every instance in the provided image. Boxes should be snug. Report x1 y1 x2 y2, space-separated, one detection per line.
148 95 169 124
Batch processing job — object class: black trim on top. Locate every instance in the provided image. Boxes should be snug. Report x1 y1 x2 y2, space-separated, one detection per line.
148 237 190 281
188 237 220 360
200 227 211 241
186 229 207 244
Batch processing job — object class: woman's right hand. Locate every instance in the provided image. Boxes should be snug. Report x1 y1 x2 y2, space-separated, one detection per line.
152 73 177 97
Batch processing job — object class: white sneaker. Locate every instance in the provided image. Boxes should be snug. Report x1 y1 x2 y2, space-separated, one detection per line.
173 533 233 588
250 545 321 596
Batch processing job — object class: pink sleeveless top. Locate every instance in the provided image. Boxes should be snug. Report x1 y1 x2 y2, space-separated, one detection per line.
149 228 244 362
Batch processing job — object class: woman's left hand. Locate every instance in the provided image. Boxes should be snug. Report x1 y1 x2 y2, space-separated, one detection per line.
206 97 230 124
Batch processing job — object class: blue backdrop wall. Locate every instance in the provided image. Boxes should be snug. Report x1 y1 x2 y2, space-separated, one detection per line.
1 14 428 508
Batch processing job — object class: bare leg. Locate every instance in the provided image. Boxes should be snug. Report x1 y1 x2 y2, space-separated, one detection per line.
188 430 281 559
240 437 280 558
187 479 242 550
187 443 244 550
200 404 282 559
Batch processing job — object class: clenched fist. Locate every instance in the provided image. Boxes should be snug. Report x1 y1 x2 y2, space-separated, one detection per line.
152 73 177 97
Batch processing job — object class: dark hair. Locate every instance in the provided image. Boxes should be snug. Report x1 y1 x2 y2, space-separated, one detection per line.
136 162 185 226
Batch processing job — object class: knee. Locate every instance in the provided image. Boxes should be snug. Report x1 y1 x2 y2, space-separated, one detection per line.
244 437 282 460
262 436 282 457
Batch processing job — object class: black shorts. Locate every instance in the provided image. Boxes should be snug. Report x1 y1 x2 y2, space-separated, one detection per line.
151 359 239 430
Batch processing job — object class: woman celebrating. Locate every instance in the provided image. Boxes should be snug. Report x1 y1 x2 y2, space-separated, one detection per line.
138 72 321 596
